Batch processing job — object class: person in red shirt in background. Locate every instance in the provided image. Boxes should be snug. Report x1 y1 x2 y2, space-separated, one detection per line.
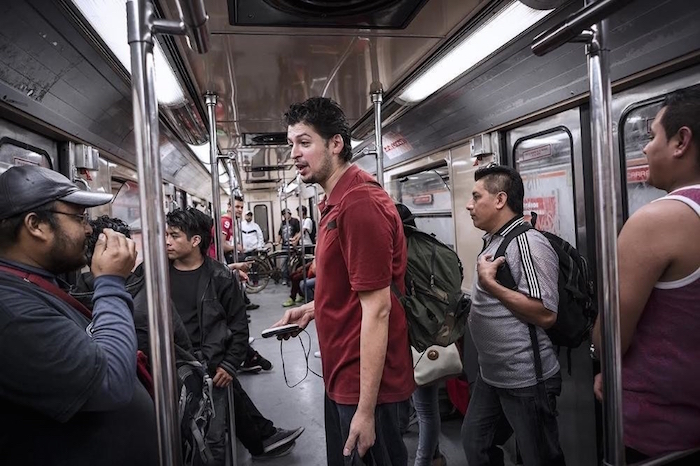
277 97 414 466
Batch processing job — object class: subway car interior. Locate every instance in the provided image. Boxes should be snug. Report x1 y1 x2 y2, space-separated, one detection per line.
0 0 699 464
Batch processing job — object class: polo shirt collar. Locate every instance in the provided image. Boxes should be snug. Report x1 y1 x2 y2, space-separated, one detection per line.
319 164 360 212
482 215 526 245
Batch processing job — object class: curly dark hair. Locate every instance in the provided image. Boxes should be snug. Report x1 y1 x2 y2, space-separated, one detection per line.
283 97 352 162
85 216 131 264
166 208 213 257
474 164 525 216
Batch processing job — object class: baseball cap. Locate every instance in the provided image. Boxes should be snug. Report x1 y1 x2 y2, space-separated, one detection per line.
245 211 253 216
0 165 113 220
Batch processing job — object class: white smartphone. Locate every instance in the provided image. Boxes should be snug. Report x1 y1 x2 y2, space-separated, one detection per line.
261 323 301 339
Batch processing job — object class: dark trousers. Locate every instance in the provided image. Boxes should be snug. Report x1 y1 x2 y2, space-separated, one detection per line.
324 394 408 466
462 373 566 466
206 376 276 465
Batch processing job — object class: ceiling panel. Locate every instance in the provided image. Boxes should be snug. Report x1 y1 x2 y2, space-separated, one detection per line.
156 0 487 149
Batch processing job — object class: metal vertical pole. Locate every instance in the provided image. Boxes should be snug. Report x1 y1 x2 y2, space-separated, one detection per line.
586 11 624 466
226 158 240 261
297 176 307 302
371 90 384 187
205 96 238 466
205 94 225 264
126 1 182 465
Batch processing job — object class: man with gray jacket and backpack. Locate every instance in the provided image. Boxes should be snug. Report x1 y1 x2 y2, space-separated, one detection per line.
463 164 566 466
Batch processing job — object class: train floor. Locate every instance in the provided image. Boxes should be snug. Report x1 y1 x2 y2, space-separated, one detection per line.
235 282 518 466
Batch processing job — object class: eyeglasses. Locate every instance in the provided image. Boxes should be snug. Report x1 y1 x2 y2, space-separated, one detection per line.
46 210 90 225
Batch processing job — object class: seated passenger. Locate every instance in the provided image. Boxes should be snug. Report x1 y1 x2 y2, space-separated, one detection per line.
166 208 304 462
0 166 157 465
283 259 316 307
593 85 700 464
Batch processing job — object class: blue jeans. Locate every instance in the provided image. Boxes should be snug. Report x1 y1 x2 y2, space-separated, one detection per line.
301 277 316 301
412 384 440 466
462 373 566 466
324 394 408 466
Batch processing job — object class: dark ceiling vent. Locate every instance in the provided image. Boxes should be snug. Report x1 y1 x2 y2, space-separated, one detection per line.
229 0 429 29
243 133 289 146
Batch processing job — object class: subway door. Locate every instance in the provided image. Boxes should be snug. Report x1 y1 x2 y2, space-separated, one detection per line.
505 108 597 466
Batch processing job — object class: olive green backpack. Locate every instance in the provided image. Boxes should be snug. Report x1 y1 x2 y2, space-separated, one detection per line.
392 224 471 352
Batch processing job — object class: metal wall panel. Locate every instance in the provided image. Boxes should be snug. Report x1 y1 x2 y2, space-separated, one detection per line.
376 0 700 169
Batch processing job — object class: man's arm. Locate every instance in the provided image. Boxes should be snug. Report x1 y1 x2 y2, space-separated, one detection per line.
342 286 391 456
592 202 674 356
480 266 557 328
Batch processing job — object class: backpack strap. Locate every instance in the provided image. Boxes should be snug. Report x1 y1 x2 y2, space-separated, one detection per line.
490 225 545 383
0 264 155 397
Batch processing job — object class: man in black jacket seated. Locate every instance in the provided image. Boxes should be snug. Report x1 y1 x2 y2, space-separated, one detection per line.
166 208 304 463
73 215 305 462
0 166 157 466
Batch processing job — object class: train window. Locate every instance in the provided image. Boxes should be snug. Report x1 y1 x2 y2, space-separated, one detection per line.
0 137 52 172
514 127 577 246
620 100 666 216
390 165 455 249
112 180 141 231
253 204 270 242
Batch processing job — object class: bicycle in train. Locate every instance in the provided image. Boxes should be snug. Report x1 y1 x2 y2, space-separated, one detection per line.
244 243 314 294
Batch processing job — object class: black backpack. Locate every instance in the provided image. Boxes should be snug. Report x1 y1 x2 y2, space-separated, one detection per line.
494 214 597 377
178 359 215 466
393 224 472 352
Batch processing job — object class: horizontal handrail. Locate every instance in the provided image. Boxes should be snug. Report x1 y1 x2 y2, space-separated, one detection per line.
531 0 635 56
177 0 209 53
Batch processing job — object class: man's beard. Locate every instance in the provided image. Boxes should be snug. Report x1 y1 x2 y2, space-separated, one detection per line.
44 228 88 275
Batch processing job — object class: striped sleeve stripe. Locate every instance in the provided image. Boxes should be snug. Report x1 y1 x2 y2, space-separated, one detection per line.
517 233 542 299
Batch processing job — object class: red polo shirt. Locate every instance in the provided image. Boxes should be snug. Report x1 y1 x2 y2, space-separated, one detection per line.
207 215 233 259
315 165 414 404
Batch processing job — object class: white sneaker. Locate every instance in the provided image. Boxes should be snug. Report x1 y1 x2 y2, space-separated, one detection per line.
313 351 321 359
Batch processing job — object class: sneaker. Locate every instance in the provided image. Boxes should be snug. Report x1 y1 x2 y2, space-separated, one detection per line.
252 440 296 460
295 296 304 303
313 351 321 359
249 351 273 371
261 427 304 453
238 359 262 373
282 297 295 307
246 303 260 311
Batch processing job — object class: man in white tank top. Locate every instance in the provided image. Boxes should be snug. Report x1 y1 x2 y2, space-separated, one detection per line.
593 84 700 464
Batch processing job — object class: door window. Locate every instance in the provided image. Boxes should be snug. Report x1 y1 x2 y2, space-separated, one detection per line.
253 204 270 242
514 127 577 246
620 100 666 216
388 164 455 249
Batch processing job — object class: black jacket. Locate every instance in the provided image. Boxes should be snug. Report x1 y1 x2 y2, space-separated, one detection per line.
177 256 248 376
71 264 196 366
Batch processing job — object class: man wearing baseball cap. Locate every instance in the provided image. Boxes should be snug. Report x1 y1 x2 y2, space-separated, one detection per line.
0 166 157 465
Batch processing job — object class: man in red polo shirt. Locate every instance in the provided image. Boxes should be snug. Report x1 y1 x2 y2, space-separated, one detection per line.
276 97 414 466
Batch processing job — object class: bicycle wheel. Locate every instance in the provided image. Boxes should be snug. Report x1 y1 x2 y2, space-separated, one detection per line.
245 258 271 294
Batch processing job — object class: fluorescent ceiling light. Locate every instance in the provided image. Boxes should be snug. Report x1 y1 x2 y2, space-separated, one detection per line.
398 1 554 104
72 0 186 106
188 143 212 172
351 139 363 149
284 181 298 194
